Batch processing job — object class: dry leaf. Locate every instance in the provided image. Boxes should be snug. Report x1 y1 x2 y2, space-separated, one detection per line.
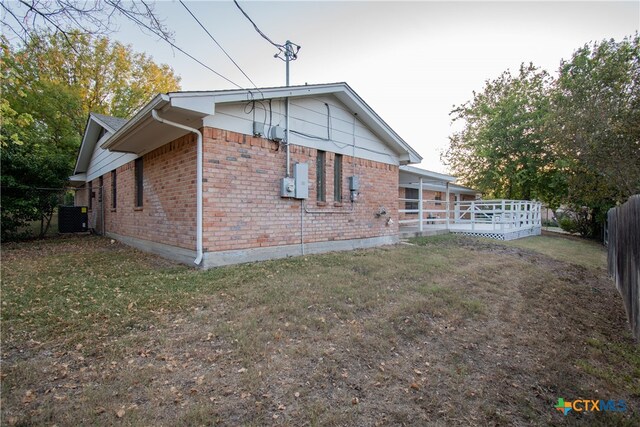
237 367 247 373
116 409 125 418
414 369 423 375
410 382 420 390
95 407 106 414
277 403 286 411
22 390 35 404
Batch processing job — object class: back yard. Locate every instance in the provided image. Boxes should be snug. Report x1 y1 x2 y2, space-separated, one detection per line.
1 233 638 426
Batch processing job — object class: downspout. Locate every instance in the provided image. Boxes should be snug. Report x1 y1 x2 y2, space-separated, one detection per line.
151 110 204 266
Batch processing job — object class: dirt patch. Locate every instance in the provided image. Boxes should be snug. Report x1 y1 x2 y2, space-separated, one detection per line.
1 235 638 426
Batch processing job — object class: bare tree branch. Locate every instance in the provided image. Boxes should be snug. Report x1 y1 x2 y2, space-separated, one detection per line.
3 0 173 47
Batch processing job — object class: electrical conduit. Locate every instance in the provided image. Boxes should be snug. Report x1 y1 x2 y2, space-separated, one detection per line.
151 110 204 265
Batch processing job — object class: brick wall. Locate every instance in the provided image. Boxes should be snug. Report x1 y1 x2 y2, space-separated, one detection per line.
101 134 197 249
89 127 400 254
201 128 398 253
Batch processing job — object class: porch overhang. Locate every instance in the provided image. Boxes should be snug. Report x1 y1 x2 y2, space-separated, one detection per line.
101 94 215 155
399 165 456 186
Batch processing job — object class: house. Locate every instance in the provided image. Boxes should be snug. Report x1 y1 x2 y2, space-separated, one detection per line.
70 83 423 268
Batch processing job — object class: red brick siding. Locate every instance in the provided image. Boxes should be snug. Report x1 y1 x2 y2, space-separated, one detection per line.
102 134 197 249
201 128 398 252
90 128 399 253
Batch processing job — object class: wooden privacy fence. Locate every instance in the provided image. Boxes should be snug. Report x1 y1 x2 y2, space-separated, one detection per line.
607 195 640 341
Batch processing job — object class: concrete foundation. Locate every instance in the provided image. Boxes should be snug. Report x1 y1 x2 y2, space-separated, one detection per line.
106 232 399 269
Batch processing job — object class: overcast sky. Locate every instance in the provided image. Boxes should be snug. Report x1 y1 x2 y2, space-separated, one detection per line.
111 1 639 173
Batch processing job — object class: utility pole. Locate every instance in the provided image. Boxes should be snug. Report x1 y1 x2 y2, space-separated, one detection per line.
281 40 299 176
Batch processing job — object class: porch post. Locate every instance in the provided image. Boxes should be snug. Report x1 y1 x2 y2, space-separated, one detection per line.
471 200 476 231
418 177 423 232
445 181 450 230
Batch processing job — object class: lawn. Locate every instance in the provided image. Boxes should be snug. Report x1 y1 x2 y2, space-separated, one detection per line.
1 233 638 426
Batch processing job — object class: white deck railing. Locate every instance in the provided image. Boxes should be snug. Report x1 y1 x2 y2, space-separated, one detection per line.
399 199 542 232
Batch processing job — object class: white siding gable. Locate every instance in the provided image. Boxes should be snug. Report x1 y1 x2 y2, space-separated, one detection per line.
86 132 137 182
204 94 400 165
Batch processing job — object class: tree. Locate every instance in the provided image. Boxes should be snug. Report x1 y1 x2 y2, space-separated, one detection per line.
0 0 172 47
443 63 564 205
550 34 640 237
0 33 181 240
11 31 182 121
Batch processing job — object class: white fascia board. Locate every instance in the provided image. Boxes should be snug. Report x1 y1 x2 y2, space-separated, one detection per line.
400 165 457 183
101 94 170 150
170 95 216 115
74 117 104 174
74 116 94 174
171 83 347 104
68 173 87 182
400 182 478 195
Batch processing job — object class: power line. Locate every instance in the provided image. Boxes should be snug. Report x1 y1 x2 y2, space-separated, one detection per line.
232 0 300 67
117 4 243 89
179 0 259 90
233 0 283 50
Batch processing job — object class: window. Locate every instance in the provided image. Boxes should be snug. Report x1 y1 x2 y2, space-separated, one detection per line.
316 150 326 202
334 154 342 202
111 170 117 209
88 181 93 210
435 191 442 206
135 157 143 207
405 188 418 213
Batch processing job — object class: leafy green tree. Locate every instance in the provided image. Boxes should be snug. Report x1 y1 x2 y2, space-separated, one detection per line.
0 33 181 240
13 31 181 121
550 34 640 237
443 63 564 205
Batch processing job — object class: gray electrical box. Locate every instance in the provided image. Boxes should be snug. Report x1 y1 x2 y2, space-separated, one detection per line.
294 162 309 199
253 121 264 137
270 125 285 142
349 176 360 191
280 177 295 198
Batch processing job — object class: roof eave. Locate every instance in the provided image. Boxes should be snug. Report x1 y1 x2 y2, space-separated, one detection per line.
101 94 171 151
400 165 457 183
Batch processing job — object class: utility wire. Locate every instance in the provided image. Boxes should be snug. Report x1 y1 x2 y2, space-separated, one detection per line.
179 0 260 90
233 0 284 49
118 5 243 89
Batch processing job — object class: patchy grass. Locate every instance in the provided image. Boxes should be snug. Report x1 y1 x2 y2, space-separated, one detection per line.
501 232 607 269
1 234 638 426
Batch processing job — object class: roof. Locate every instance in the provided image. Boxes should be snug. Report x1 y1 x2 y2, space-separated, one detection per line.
73 113 127 175
399 165 456 183
399 165 480 195
91 113 127 133
100 82 422 164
